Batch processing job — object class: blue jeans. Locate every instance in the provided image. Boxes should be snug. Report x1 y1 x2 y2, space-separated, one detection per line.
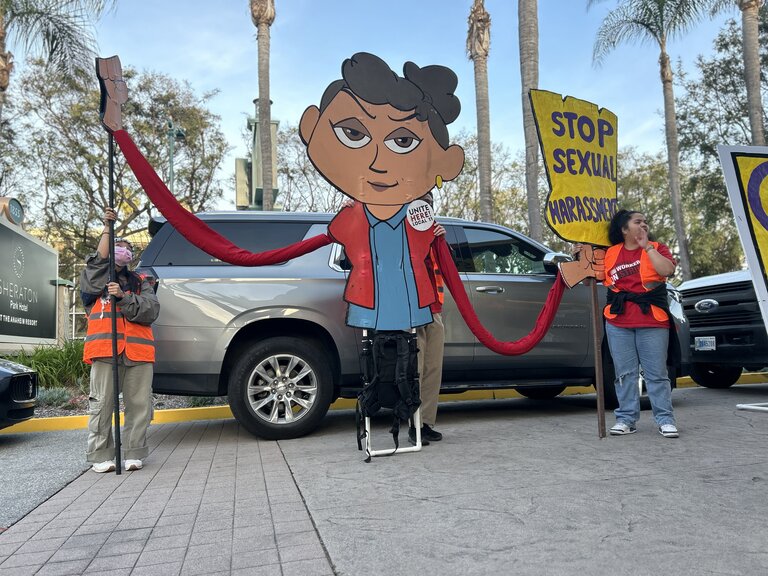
605 323 675 427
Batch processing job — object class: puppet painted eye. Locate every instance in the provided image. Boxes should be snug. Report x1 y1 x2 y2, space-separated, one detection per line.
332 119 371 149
384 128 421 154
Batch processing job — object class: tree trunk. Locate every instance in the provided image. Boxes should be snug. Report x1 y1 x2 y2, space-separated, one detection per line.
659 50 692 280
519 0 542 241
474 55 493 222
0 9 9 125
740 0 765 145
467 0 493 222
257 21 274 211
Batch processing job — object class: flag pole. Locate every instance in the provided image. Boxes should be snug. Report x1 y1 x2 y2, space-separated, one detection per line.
108 132 123 475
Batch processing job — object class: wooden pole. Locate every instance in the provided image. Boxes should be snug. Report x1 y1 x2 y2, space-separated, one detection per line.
589 278 606 438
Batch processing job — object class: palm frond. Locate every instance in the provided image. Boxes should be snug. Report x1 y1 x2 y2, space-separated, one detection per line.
5 0 116 73
593 2 663 65
706 0 737 18
666 0 715 40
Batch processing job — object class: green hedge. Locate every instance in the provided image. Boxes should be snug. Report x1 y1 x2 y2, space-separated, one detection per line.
2 340 90 394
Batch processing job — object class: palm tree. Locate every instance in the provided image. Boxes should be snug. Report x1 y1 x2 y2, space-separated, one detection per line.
709 0 765 145
250 0 276 211
467 0 494 223
590 0 708 280
0 0 113 124
518 0 542 241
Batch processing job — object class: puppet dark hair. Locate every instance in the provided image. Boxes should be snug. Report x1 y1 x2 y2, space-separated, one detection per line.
318 52 460 149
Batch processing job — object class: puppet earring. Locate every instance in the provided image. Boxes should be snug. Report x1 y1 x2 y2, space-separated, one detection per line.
435 175 443 189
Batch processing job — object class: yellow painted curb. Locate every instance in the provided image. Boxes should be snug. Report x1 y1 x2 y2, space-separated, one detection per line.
3 373 766 434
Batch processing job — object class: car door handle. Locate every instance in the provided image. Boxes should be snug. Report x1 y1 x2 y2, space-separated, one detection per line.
475 286 505 294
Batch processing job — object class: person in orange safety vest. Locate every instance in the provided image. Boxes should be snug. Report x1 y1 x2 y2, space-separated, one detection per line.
602 209 679 439
81 207 160 473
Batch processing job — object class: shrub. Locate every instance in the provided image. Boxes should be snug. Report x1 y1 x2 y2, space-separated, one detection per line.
186 396 226 408
2 341 90 394
36 387 72 408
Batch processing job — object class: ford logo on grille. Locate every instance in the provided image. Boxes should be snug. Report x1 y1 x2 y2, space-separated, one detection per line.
695 298 719 313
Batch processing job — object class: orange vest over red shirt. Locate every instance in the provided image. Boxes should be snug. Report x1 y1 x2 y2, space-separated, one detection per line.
602 241 672 326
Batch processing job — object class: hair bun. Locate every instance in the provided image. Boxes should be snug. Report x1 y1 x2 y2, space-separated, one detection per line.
403 61 461 125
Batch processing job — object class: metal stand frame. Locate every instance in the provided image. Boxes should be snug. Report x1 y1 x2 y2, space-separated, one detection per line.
364 408 423 457
360 328 423 458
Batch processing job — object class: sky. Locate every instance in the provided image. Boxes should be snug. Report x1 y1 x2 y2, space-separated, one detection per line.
88 0 737 210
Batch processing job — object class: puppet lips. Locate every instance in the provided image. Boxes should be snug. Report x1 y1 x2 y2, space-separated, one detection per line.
368 181 398 192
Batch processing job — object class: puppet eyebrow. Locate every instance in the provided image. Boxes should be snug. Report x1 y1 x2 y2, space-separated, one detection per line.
388 112 419 122
341 89 376 119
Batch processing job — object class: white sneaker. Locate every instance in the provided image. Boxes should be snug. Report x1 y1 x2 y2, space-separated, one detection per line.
659 424 679 438
92 460 115 473
125 459 143 471
609 422 637 435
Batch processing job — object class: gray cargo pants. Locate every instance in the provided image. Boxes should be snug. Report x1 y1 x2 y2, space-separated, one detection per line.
87 359 153 463
417 312 445 427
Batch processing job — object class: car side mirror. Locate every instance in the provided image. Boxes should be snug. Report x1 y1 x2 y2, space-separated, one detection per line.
543 251 572 273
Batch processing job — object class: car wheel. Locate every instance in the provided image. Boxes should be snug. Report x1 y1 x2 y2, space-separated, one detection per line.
689 363 742 389
600 350 619 410
516 385 566 400
228 336 333 440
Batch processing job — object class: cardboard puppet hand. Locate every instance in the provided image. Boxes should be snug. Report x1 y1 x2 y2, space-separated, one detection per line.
558 244 606 288
96 56 128 133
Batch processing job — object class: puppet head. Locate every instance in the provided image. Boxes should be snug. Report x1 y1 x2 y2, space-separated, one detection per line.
96 56 129 133
300 53 464 216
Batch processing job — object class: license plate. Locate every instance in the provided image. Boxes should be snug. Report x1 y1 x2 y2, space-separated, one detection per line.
695 336 716 351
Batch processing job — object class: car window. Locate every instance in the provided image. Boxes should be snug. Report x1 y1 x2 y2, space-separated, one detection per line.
153 222 313 266
464 227 546 275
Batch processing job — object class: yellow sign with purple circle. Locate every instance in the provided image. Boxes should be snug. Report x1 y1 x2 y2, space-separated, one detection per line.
718 146 768 335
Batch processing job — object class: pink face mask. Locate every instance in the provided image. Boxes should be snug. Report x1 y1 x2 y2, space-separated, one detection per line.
114 246 133 266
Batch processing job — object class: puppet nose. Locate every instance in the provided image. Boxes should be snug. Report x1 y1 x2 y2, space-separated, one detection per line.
368 144 387 174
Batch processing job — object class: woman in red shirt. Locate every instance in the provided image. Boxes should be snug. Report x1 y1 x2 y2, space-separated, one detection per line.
603 210 679 438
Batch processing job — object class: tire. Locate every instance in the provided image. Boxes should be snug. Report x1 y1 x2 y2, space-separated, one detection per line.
516 385 566 400
600 355 619 410
666 364 678 389
227 336 334 440
689 363 742 389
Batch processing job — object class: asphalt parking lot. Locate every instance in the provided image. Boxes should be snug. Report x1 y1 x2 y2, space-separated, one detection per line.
0 429 89 529
1 384 767 575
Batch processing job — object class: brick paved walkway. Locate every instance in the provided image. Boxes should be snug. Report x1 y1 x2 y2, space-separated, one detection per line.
0 420 334 576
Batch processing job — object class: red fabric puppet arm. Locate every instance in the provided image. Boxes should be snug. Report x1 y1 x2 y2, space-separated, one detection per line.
113 130 332 265
434 235 566 355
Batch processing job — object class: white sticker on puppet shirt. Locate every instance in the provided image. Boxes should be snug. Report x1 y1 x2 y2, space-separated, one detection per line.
406 200 434 231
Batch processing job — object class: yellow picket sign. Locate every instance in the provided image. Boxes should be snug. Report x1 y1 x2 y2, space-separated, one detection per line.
530 90 618 246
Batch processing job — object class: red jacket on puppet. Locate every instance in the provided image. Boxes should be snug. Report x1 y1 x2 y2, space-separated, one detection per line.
328 201 438 310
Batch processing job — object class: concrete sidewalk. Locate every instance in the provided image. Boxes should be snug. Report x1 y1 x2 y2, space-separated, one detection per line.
1 384 767 575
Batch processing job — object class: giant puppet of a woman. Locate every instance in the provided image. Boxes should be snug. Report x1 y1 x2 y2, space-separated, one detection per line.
99 52 568 448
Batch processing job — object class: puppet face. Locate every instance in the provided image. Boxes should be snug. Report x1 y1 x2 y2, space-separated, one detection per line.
300 90 463 207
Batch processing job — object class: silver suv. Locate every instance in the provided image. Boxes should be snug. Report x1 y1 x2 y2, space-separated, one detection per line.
138 212 689 439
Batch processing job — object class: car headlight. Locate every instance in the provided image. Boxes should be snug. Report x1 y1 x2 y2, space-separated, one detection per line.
666 286 686 322
667 285 683 303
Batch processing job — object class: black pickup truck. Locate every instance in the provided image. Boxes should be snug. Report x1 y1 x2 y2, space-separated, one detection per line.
679 270 768 387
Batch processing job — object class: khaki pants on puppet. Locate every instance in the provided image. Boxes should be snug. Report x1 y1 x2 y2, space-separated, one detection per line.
87 359 153 463
417 312 445 427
